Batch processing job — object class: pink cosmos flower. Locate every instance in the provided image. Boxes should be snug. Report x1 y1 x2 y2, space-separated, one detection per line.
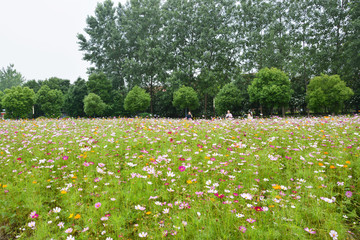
178 166 186 172
30 211 38 219
95 202 101 208
345 191 352 198
62 156 69 160
304 228 316 234
246 218 256 223
239 226 247 233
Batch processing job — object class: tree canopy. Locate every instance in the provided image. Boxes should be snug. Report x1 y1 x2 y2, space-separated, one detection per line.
306 74 354 114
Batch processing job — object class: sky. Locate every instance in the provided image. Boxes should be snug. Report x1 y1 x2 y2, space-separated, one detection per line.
0 0 127 82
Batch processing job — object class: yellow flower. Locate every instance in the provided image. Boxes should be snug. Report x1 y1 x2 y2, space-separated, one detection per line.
2 184 6 188
69 213 74 218
186 180 193 184
272 185 281 190
32 181 37 184
74 214 81 219
61 190 67 194
146 212 151 215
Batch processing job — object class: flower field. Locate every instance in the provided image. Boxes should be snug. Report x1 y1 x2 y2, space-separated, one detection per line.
0 116 359 240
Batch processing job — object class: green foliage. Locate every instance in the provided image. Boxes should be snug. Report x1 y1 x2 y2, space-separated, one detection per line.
64 78 88 117
0 90 3 110
2 86 35 119
306 74 354 114
248 68 292 110
124 86 150 114
108 90 126 117
87 73 113 105
0 64 25 92
22 80 42 93
83 93 107 117
214 83 243 115
41 77 70 94
35 85 64 118
173 86 199 111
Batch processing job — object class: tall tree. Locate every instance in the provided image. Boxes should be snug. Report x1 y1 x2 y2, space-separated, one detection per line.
87 73 113 105
122 0 165 114
0 64 25 92
64 78 88 117
78 0 127 90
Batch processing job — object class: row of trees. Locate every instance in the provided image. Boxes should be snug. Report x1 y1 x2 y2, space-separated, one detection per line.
76 0 360 116
0 66 353 119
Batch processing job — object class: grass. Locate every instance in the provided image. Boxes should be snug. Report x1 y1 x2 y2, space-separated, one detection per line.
0 116 359 239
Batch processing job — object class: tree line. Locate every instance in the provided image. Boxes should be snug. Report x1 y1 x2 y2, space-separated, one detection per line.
0 0 359 118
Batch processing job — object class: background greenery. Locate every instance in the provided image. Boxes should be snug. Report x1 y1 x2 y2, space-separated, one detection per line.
0 0 359 118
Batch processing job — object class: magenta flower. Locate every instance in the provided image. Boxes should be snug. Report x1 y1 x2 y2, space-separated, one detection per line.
95 202 101 208
178 166 186 172
30 211 38 219
62 156 69 160
345 191 352 198
239 226 247 233
246 218 256 223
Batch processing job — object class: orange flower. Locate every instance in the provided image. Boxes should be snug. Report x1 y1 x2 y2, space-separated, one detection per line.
74 214 81 219
146 212 151 215
324 152 328 155
318 163 324 166
272 185 281 190
330 165 335 169
345 161 351 164
343 165 348 168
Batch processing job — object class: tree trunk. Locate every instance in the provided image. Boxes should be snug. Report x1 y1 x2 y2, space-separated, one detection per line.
282 106 285 118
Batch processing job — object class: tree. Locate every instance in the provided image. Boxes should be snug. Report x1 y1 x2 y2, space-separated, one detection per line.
2 86 35 119
0 64 25 92
214 83 243 116
173 86 199 114
0 91 3 110
42 77 70 94
23 80 42 93
248 67 292 117
83 93 107 117
87 73 113 105
77 0 127 90
124 86 150 114
306 74 354 114
36 85 64 118
64 78 88 117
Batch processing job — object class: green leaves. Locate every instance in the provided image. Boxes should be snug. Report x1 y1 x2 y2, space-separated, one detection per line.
173 86 199 111
248 68 292 110
124 86 150 114
306 74 354 114
36 85 64 118
0 64 25 92
214 83 243 115
83 93 107 117
2 86 35 119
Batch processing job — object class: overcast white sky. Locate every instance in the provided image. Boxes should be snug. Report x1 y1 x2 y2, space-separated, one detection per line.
0 0 127 82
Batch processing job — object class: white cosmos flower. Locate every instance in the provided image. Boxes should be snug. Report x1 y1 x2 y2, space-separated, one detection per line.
53 207 61 213
139 232 148 238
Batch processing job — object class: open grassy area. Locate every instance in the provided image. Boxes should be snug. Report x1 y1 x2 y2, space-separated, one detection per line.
0 116 359 239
